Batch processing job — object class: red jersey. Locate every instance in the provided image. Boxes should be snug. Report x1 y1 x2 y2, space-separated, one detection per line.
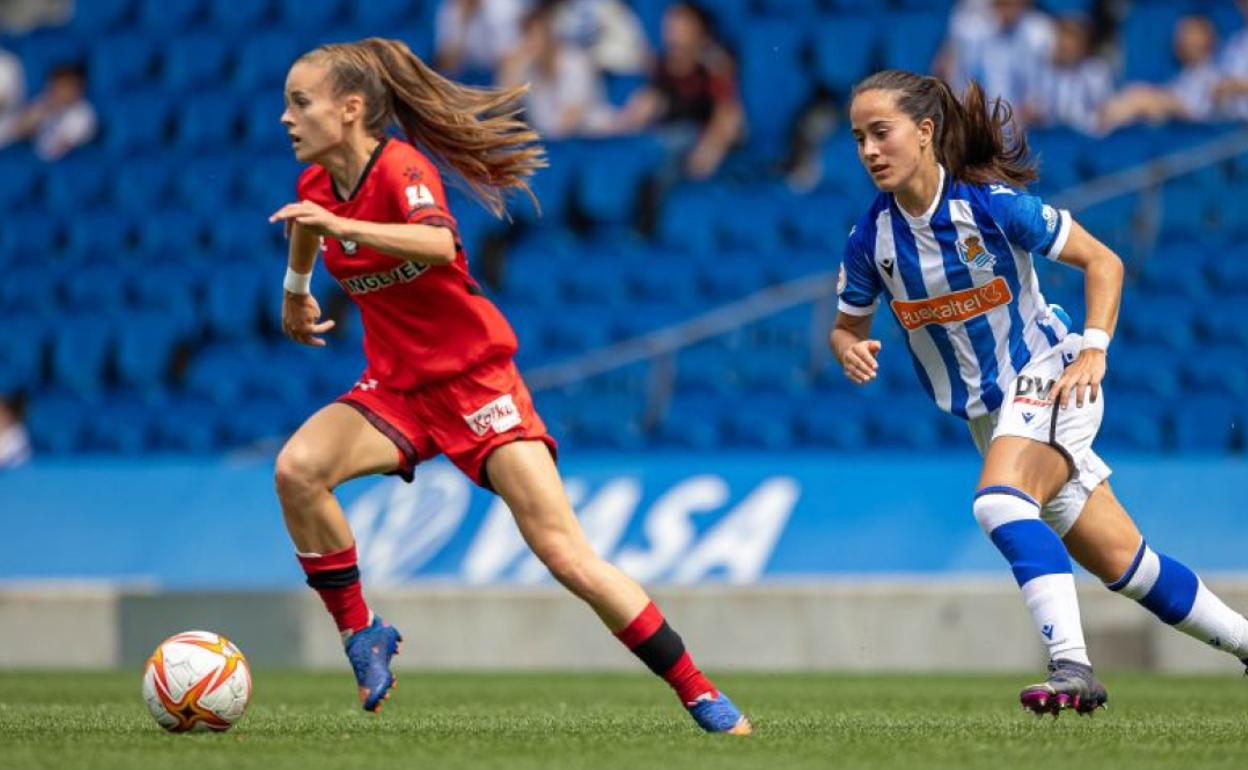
296 138 518 390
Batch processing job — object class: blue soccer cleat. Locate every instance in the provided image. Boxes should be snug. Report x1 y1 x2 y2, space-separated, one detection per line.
1019 659 1107 717
345 615 402 713
686 691 752 735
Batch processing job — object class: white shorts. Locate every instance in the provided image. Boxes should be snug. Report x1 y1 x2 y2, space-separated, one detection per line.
968 333 1112 537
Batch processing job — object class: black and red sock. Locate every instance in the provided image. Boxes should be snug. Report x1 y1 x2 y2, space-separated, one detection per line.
296 544 371 636
615 601 717 705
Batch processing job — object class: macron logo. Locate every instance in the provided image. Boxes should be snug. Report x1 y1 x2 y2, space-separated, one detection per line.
1042 624 1054 640
463 394 521 437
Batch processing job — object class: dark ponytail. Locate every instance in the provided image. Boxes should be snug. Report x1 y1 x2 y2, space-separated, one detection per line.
853 70 1036 188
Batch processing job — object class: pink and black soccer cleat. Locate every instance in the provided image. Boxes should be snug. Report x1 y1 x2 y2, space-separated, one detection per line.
1020 659 1108 717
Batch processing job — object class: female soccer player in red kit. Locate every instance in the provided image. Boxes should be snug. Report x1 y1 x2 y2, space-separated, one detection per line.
267 38 749 734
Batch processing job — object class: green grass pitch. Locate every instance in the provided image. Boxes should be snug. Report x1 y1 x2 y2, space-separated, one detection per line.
2 670 1246 770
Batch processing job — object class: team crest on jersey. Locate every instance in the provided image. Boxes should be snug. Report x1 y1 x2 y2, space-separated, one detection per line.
956 235 995 271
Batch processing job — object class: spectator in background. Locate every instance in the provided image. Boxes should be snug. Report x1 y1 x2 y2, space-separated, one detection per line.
1213 0 1248 120
943 0 1055 108
0 63 96 160
1021 15 1114 135
435 0 530 84
0 43 23 126
614 2 742 181
0 396 31 469
1099 15 1223 132
553 0 650 76
497 3 614 138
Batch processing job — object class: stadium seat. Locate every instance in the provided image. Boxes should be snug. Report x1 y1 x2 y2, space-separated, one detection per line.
675 343 740 397
722 395 795 449
137 209 208 259
276 0 345 34
1196 303 1248 351
869 400 942 449
87 395 156 454
1173 396 1241 453
1118 296 1193 351
1108 345 1180 399
0 150 41 210
1 265 59 314
810 15 876 95
1121 4 1185 84
115 157 173 213
49 315 114 396
699 255 770 301
653 393 724 450
240 156 302 213
66 209 137 261
234 32 300 92
792 389 870 450
220 395 297 447
115 312 182 389
574 137 664 225
657 186 718 253
43 150 112 211
174 92 242 151
25 391 93 453
570 395 646 450
1183 349 1248 398
102 90 173 156
1097 393 1166 453
738 22 811 162
0 313 48 392
88 34 157 98
881 11 945 76
63 264 129 312
344 0 412 29
204 262 266 340
162 34 233 91
152 395 222 452
68 0 133 35
207 0 273 32
137 0 203 34
733 349 810 395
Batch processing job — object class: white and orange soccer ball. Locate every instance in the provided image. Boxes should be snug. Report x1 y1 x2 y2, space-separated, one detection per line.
141 630 252 733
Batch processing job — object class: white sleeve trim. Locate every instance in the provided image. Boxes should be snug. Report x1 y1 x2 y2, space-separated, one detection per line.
837 298 878 316
1044 209 1073 261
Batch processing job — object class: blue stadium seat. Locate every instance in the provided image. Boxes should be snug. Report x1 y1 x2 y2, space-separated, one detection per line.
162 34 232 91
1097 394 1166 452
1173 396 1240 453
676 343 739 397
715 187 784 255
628 256 700 304
87 395 156 454
570 395 645 450
791 389 870 449
574 137 664 225
733 349 809 395
1158 179 1213 234
611 300 687 340
784 190 853 250
66 209 137 261
749 307 815 351
1196 302 1248 351
174 92 242 151
1183 348 1248 398
137 209 208 259
658 184 718 253
235 32 300 93
699 255 769 301
722 395 795 448
276 0 345 33
738 22 811 162
208 0 273 32
49 315 114 396
0 313 48 392
13 30 84 95
869 397 942 449
542 306 613 355
810 15 876 95
653 393 724 450
115 157 172 213
240 156 301 212
173 156 239 217
819 130 878 201
0 150 41 210
1121 4 1185 84
344 0 412 29
1 265 59 314
1109 345 1180 399
68 0 134 35
1084 126 1159 177
1028 127 1086 191
102 90 172 156
881 11 945 75
88 34 157 98
115 312 182 389
241 99 289 151
1118 296 1193 351
1 209 65 264
129 263 205 329
43 150 112 211
560 259 629 304
220 395 297 447
204 262 266 340
137 0 203 34
185 345 255 405
153 394 223 452
25 391 93 453
63 265 128 312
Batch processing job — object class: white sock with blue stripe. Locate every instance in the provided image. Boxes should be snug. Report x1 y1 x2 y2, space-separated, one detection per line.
1107 540 1248 659
974 486 1091 666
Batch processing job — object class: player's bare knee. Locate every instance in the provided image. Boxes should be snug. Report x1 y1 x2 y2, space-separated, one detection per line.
537 542 595 594
274 441 334 504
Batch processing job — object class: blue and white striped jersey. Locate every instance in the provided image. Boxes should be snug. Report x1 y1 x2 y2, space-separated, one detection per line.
837 165 1073 420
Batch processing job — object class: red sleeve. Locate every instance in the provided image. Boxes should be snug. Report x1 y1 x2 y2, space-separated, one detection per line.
388 151 459 233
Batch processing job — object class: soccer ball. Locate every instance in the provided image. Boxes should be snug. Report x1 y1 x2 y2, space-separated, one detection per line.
141 630 252 732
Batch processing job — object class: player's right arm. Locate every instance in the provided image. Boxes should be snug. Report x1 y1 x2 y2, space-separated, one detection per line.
829 226 883 385
281 221 336 347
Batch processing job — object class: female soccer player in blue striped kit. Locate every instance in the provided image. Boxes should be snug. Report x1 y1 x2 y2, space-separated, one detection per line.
832 69 1248 716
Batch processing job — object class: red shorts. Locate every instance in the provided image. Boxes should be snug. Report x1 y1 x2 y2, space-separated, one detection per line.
338 356 557 490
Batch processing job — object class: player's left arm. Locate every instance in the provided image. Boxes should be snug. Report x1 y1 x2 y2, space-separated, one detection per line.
268 201 456 266
1049 219 1125 409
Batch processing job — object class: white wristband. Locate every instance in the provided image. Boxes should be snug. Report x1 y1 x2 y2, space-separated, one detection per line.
1081 327 1110 352
284 266 312 295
